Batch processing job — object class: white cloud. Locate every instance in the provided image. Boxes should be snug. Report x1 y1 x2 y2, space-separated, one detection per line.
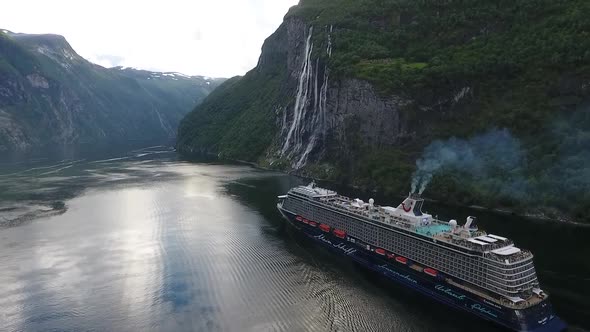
0 0 299 77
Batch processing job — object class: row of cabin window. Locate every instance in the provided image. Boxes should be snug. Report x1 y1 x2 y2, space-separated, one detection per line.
476 273 528 295
477 264 536 291
485 260 535 275
295 201 525 294
499 275 538 287
298 200 524 295
284 198 303 212
314 204 488 284
485 256 533 269
341 213 493 288
486 265 537 281
486 269 538 286
482 272 536 291
296 199 519 285
375 230 523 293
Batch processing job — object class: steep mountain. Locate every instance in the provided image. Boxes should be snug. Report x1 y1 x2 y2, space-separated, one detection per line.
0 29 224 153
177 0 590 222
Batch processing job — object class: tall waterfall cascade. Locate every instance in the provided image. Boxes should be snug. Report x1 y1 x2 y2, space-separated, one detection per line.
281 25 333 169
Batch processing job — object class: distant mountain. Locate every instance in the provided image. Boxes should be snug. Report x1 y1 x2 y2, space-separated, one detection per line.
0 29 224 152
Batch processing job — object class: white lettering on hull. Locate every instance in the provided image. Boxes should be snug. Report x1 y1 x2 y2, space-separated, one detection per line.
314 234 357 255
435 284 467 300
379 264 418 284
471 304 499 318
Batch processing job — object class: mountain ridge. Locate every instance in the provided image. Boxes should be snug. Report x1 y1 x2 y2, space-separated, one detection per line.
0 29 224 153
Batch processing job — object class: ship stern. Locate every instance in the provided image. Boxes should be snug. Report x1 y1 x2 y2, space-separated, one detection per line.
514 299 567 332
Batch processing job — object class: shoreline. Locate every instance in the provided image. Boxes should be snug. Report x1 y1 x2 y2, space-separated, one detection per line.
183 152 588 227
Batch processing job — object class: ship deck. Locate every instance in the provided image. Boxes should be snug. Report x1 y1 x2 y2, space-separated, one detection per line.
416 224 452 237
314 194 532 263
286 186 541 302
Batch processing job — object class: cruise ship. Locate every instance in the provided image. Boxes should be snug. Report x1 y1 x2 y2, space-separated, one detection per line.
277 183 567 332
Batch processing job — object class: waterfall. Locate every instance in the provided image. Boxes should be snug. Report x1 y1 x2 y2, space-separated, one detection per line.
282 25 334 169
327 25 333 57
279 106 287 136
294 25 333 169
282 27 314 155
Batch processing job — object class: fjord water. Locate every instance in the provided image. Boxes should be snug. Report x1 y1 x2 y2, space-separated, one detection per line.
0 148 588 332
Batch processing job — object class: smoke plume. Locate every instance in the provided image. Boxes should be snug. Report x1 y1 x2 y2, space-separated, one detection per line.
411 129 524 195
409 106 590 221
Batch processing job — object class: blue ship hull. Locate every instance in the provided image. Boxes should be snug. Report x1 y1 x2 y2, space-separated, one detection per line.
278 206 566 332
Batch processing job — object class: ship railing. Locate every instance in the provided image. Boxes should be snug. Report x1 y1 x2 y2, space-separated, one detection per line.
320 198 416 231
485 249 532 263
445 237 516 253
446 279 540 309
505 249 532 263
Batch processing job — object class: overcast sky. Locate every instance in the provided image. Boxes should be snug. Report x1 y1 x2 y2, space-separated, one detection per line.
1 0 299 78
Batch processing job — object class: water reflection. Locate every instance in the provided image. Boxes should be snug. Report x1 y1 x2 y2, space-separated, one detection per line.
0 150 587 331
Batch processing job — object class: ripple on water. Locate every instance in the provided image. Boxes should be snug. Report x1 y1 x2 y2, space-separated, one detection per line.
0 156 585 332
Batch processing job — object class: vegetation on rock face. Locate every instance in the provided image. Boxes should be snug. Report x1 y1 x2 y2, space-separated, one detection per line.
290 0 590 90
177 0 590 222
0 30 224 153
0 32 40 75
177 24 291 162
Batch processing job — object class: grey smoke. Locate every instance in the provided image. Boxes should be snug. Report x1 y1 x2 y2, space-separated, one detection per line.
541 105 590 201
409 106 590 218
411 129 524 195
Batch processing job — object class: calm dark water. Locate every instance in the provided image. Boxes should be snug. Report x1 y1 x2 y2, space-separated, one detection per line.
0 148 588 332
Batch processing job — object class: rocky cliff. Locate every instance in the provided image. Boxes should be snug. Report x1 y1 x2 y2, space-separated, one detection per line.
178 0 590 222
178 15 413 166
0 30 224 153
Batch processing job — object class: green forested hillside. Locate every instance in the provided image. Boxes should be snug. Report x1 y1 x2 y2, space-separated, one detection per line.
177 22 292 161
178 0 590 222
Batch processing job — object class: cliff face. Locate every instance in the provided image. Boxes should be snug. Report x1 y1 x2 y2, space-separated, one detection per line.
0 30 224 153
277 28 414 169
178 15 418 167
275 22 412 169
178 0 590 221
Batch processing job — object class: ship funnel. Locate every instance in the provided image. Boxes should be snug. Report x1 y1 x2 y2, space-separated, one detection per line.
465 216 478 231
410 192 421 199
397 194 424 216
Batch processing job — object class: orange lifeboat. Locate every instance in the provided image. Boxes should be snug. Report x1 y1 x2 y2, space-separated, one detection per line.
302 219 310 224
424 268 438 277
296 216 303 221
309 221 317 227
333 229 346 239
395 256 408 264
319 224 330 232
375 248 386 256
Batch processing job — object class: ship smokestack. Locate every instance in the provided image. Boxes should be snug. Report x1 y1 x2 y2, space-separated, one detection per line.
465 216 478 231
398 194 424 216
